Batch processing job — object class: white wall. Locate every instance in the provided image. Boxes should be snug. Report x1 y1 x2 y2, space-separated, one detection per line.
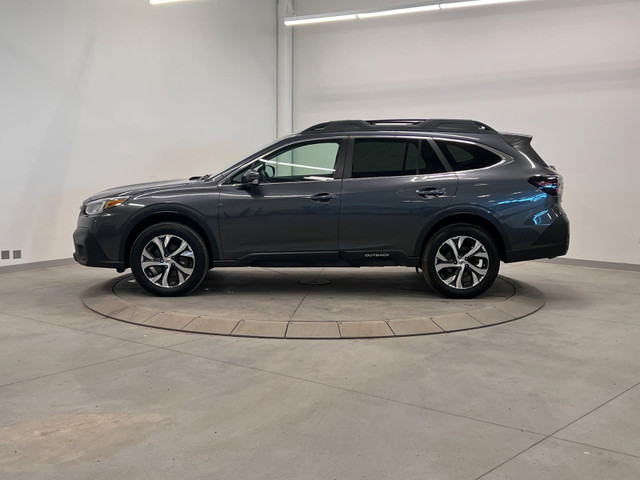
0 0 277 265
292 0 640 264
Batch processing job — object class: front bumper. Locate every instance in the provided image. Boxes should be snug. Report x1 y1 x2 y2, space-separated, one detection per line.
73 226 124 269
72 207 131 270
504 213 570 263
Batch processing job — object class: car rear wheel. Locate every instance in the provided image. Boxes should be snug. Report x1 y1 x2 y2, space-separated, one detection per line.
130 222 209 296
423 224 499 299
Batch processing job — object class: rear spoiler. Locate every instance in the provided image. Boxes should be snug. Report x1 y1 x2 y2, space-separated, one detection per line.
500 132 550 169
500 132 533 148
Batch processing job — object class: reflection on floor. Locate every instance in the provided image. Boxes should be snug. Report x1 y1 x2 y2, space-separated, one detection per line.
0 261 639 479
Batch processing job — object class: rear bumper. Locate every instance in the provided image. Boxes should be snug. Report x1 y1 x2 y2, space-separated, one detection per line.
504 214 569 263
73 226 124 269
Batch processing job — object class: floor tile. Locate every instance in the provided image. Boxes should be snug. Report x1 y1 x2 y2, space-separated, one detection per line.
554 384 640 457
0 349 543 480
286 321 340 338
482 437 640 480
0 312 155 386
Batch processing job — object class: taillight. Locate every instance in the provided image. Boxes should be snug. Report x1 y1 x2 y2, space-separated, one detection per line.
529 175 562 196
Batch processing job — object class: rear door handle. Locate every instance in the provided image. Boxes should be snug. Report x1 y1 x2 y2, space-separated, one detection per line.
310 192 337 203
417 186 446 197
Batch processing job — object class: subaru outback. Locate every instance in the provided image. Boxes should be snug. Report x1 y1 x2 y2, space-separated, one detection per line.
73 119 569 298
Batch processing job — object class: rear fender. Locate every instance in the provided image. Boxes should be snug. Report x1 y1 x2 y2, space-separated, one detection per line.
414 206 510 259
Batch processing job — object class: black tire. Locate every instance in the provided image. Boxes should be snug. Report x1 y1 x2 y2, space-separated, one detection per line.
130 222 209 296
422 224 499 299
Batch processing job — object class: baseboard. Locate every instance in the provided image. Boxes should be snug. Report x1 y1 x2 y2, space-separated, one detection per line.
0 257 76 274
539 257 640 272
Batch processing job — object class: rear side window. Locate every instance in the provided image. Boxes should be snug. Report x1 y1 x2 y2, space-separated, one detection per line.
435 140 502 171
352 139 446 178
352 139 418 178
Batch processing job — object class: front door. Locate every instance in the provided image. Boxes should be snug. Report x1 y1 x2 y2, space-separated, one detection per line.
218 139 346 261
339 136 459 263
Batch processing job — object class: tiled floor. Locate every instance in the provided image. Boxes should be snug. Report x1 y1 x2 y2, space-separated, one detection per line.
83 269 543 338
0 261 639 479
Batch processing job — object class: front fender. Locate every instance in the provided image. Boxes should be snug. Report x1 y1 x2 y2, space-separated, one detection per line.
119 203 221 264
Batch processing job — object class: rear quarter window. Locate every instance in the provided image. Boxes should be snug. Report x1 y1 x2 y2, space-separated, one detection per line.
435 140 502 171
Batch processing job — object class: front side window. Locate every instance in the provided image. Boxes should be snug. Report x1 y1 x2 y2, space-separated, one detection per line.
231 141 341 183
435 140 502 171
351 138 446 178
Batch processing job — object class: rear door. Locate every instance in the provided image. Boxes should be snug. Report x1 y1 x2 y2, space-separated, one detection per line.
338 136 458 263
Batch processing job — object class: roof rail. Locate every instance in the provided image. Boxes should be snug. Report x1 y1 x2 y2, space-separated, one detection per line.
301 118 496 134
367 119 427 125
417 119 496 132
303 120 371 132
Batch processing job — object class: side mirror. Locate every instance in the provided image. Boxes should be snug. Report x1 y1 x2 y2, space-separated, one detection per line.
242 169 260 186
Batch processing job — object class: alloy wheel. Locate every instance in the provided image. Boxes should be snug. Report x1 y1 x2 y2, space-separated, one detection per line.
434 235 489 290
140 234 195 288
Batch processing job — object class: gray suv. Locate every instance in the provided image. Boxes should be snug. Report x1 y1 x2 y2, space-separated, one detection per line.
73 119 569 298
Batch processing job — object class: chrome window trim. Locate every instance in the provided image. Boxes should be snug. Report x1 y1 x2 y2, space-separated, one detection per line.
342 173 457 182
430 136 514 172
348 134 513 173
218 134 513 186
219 178 341 188
349 134 514 171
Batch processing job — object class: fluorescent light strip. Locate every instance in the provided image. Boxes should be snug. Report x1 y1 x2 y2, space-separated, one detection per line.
284 0 532 25
439 0 530 9
284 14 357 26
149 0 194 4
357 4 440 19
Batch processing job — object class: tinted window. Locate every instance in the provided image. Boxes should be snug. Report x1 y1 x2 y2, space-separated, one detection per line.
435 140 502 171
352 139 419 178
419 142 447 174
231 141 340 183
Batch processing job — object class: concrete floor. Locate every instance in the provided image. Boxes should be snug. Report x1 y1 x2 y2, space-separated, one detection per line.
0 262 639 479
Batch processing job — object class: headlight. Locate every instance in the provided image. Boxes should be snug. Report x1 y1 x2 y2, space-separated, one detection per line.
84 197 128 215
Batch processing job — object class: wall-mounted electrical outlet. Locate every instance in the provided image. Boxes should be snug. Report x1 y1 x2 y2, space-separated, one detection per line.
13 250 21 259
1 251 9 260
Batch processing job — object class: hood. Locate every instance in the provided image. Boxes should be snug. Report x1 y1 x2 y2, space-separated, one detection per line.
84 178 195 203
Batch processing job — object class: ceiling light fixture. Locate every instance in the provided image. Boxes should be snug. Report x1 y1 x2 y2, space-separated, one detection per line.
284 0 533 26
439 0 530 9
149 0 195 5
357 4 441 19
284 14 358 26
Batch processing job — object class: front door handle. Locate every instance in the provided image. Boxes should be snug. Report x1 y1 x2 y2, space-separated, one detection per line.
310 192 337 203
417 186 446 197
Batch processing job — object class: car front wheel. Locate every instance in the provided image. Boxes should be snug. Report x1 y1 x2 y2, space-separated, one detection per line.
423 224 499 299
130 222 209 296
